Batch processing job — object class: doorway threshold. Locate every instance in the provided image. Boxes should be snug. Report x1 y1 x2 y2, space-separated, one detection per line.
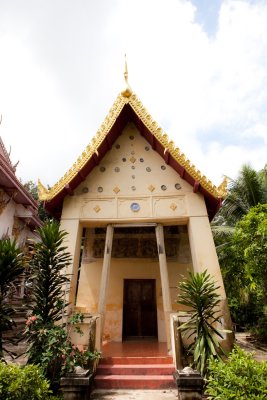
101 341 168 357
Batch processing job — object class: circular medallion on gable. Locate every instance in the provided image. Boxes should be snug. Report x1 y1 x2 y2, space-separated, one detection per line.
100 166 106 172
175 183 182 190
130 202 140 212
131 186 136 191
82 187 89 193
114 167 120 172
161 165 166 170
115 144 120 149
122 158 126 162
129 135 134 140
145 146 150 151
140 158 144 162
97 187 103 193
161 185 167 191
131 166 135 169
146 167 151 172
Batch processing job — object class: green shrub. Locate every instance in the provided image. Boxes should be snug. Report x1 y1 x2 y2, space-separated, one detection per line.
0 362 51 400
25 313 100 386
206 345 267 399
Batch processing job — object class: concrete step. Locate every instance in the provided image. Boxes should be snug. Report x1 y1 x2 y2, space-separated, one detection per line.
99 356 173 365
95 355 176 390
94 374 176 389
97 364 175 376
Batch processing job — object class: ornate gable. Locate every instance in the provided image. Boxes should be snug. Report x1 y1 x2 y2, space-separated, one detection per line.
38 78 227 220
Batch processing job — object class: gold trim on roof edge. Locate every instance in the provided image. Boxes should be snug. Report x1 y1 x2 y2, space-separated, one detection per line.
38 92 227 201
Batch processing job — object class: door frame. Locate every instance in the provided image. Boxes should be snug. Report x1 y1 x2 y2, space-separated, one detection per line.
122 278 158 340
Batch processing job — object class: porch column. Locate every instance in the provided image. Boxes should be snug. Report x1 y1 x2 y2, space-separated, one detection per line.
188 216 233 350
98 224 114 338
155 224 172 352
60 219 83 312
188 216 225 294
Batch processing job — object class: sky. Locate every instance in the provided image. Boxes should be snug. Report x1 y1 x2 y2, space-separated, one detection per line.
0 0 267 189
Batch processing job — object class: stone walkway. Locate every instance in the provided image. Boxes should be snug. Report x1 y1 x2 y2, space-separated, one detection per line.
235 332 267 362
91 389 178 400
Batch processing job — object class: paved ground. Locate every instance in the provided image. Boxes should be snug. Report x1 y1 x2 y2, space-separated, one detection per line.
91 389 178 400
235 332 267 362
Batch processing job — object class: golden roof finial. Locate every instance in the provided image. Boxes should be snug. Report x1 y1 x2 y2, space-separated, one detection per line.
121 54 132 98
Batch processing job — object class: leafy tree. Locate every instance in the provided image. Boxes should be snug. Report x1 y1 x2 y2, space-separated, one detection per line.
23 180 50 222
0 239 24 359
212 164 267 336
234 204 267 289
177 270 228 376
230 204 267 339
216 204 267 338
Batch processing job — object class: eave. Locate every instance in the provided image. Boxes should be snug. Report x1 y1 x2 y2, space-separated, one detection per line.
39 92 227 220
0 158 38 209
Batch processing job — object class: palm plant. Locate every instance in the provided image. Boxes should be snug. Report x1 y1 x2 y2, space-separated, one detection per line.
216 164 267 227
177 270 228 376
0 239 24 359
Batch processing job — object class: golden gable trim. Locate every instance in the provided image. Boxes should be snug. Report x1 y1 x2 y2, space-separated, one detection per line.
38 92 227 201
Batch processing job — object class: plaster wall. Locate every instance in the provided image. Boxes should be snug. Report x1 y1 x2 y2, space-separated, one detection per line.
0 194 35 244
0 193 15 237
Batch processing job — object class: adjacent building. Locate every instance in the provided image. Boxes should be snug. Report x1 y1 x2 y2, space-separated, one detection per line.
0 137 42 244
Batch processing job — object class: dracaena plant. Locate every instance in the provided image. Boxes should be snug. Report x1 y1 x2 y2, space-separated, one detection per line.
26 220 72 364
177 270 229 376
26 222 101 391
0 238 24 359
29 220 71 324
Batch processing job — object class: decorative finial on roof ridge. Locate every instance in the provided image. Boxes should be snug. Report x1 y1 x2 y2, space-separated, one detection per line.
121 54 132 98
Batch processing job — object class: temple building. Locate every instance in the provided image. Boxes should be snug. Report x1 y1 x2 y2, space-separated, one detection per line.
38 68 232 358
0 136 42 244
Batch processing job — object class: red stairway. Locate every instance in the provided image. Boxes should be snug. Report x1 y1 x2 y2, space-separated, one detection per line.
94 344 176 389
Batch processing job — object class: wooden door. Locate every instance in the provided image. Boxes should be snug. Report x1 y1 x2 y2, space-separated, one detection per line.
123 279 157 339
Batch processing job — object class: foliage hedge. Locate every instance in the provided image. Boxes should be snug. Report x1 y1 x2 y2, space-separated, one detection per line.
206 345 267 399
0 362 62 400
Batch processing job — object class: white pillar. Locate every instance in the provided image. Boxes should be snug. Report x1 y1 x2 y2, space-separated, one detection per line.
60 218 83 310
187 216 225 295
155 224 172 352
98 224 114 337
188 216 233 350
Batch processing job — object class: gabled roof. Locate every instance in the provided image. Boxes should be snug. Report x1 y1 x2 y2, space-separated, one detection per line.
38 86 227 220
0 136 42 228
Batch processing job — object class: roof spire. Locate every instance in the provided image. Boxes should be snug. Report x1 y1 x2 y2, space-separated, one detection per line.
121 54 132 98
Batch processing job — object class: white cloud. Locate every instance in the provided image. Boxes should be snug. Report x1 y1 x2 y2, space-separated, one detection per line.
0 0 266 188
